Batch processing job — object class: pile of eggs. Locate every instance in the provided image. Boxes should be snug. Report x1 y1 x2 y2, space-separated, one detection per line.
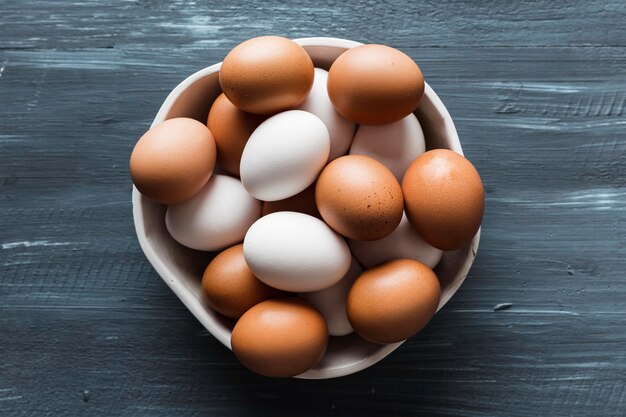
130 36 485 377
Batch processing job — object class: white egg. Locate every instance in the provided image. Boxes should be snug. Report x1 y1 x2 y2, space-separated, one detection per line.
243 211 351 292
166 175 261 251
240 110 329 201
348 213 443 268
298 68 356 161
299 257 362 336
350 113 425 182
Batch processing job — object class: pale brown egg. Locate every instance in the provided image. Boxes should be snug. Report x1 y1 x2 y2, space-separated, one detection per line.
219 36 314 115
207 93 266 176
231 298 328 377
130 118 216 204
201 244 284 319
316 155 403 241
347 259 440 344
261 183 320 219
327 44 424 125
402 149 484 251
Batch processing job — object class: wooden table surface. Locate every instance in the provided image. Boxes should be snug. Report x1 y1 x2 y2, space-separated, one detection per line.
2 1 626 416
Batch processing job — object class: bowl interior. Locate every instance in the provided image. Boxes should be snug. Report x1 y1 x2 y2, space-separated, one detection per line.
132 37 480 379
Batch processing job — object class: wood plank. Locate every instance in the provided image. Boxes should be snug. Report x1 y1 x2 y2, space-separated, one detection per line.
2 0 626 49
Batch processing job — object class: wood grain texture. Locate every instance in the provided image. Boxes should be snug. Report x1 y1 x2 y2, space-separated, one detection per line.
2 1 626 416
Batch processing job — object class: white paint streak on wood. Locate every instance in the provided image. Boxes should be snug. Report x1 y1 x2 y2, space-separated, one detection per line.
487 189 626 210
0 396 23 402
1 240 81 249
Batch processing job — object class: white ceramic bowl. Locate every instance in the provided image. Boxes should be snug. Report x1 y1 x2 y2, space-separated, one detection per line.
132 37 481 379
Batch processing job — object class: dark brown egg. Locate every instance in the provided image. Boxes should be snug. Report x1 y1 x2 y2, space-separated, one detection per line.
201 244 284 319
130 118 216 204
231 298 328 377
316 155 403 241
219 36 314 115
402 149 484 251
347 259 441 344
261 183 321 218
207 94 266 176
327 44 424 125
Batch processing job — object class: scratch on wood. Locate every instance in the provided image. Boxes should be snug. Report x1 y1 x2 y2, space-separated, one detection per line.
449 309 580 316
490 81 626 119
493 303 513 311
616 94 626 117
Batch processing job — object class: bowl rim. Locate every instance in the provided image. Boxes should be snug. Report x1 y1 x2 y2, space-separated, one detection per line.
132 36 481 379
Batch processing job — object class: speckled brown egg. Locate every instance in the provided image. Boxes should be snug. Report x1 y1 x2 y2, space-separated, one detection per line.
261 183 320 219
231 298 328 377
347 259 440 344
130 117 216 204
219 36 314 115
207 93 266 176
316 155 403 241
201 244 284 319
402 149 484 251
327 44 424 125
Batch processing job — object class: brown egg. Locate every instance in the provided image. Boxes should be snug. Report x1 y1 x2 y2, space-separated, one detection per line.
130 118 216 204
327 44 424 125
206 94 266 176
219 36 314 115
261 183 320 218
201 244 284 319
402 149 484 251
347 259 440 344
316 155 403 241
231 298 328 377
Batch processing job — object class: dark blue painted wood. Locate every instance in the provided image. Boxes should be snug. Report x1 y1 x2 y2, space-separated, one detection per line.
1 1 626 416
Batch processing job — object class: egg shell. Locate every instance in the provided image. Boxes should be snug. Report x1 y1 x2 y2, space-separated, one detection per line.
261 182 320 219
299 257 362 336
402 149 485 251
231 298 328 377
166 175 261 251
130 118 216 204
240 110 330 201
348 212 442 269
243 212 351 292
327 44 424 125
350 114 425 182
297 68 356 161
207 93 266 176
316 155 404 241
347 259 441 344
219 36 314 115
201 244 285 319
